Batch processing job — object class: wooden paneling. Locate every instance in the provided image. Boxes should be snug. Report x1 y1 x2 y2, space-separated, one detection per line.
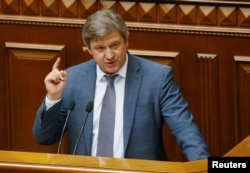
1 0 250 162
234 56 250 141
5 42 66 153
196 53 220 156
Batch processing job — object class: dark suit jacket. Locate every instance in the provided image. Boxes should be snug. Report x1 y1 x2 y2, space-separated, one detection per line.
33 52 209 161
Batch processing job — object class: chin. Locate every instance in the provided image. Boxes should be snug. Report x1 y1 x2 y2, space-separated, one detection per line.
106 68 118 75
106 72 116 75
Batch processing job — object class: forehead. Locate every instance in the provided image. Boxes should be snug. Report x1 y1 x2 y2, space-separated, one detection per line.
90 30 123 46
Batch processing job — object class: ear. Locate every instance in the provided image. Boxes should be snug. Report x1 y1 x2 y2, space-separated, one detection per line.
87 48 92 55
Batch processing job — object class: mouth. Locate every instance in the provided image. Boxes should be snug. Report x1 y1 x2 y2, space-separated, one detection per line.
106 61 116 66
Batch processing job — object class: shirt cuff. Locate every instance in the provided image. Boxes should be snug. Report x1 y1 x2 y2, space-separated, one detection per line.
45 95 62 110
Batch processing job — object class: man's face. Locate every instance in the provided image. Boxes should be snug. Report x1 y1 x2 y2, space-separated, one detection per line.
88 30 128 75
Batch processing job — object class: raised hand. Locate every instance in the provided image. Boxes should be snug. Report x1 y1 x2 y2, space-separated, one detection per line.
44 57 67 100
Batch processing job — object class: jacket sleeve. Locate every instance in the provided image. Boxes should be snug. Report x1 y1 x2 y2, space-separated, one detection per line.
32 100 67 145
160 67 210 161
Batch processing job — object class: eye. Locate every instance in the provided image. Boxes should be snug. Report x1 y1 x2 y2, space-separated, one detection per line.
96 46 104 52
111 42 119 49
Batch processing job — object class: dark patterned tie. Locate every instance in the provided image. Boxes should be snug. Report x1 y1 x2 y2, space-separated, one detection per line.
96 74 118 157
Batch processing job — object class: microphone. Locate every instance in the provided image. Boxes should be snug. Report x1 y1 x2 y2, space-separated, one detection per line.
57 100 75 154
72 101 93 155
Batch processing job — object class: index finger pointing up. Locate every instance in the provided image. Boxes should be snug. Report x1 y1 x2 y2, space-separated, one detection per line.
52 57 61 70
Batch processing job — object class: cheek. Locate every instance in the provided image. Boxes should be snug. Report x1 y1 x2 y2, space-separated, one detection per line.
118 46 127 57
89 50 100 58
92 53 104 63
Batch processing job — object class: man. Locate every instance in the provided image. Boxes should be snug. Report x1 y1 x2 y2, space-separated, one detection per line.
33 9 210 161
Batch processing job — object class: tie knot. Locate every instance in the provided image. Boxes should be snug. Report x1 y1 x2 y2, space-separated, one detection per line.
105 74 118 84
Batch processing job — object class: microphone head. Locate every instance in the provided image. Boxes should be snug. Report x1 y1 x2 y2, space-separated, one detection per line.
68 100 75 111
86 101 93 113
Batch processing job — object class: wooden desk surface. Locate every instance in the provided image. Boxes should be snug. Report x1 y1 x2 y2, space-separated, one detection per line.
1 135 250 173
224 135 250 156
0 150 207 173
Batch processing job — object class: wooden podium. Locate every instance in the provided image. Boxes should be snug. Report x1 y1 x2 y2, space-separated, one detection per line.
0 135 249 173
224 135 250 156
0 151 206 173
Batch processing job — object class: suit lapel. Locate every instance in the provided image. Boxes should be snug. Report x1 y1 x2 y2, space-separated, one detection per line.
80 61 96 155
123 54 142 153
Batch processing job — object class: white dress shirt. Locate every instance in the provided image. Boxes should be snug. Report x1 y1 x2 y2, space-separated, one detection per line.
91 55 127 158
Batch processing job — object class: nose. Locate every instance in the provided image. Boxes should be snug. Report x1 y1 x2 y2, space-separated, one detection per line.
105 48 114 59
